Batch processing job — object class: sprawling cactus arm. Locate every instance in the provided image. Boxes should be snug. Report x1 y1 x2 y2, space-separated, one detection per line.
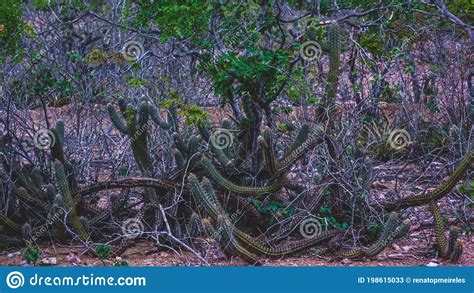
174 149 185 169
364 213 399 257
447 227 458 257
322 22 341 113
172 132 189 154
234 225 339 258
13 186 50 211
11 166 43 196
0 214 20 231
186 212 203 238
334 213 401 259
450 241 463 263
146 102 171 129
429 200 448 257
190 173 337 258
198 121 234 166
137 101 150 127
54 160 88 241
277 134 324 174
384 150 473 211
46 119 66 165
214 215 262 265
107 103 128 134
189 173 221 220
282 124 310 159
202 157 284 196
259 131 279 176
393 219 411 239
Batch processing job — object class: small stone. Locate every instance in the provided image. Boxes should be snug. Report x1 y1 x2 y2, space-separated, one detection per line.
426 261 439 267
41 257 57 265
387 253 404 260
341 258 352 265
401 246 412 251
7 251 21 258
392 244 401 251
66 253 81 263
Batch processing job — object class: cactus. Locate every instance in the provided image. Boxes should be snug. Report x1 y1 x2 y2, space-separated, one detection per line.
108 100 153 174
0 214 20 231
429 200 464 262
189 173 340 259
384 149 473 211
201 156 284 196
198 121 234 167
429 200 448 257
259 128 278 175
54 160 88 241
323 22 341 112
335 213 405 259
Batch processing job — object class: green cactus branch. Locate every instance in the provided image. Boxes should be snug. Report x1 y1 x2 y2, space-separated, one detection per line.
201 156 285 196
54 160 89 241
384 149 473 211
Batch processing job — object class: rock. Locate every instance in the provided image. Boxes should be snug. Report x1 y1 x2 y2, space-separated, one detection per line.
401 246 413 251
7 251 21 258
66 253 81 263
41 257 57 265
387 253 404 260
426 261 439 267
341 258 352 265
392 244 401 251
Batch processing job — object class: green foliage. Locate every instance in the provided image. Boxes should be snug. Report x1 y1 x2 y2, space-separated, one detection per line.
250 199 294 225
160 91 209 126
0 0 34 63
458 180 474 200
367 222 384 240
128 1 212 45
23 246 41 264
202 48 292 105
95 244 110 260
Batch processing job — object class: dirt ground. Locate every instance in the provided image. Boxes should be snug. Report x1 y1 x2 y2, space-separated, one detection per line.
1 228 472 267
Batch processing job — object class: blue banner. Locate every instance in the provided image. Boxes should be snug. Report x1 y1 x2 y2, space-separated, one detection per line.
0 266 472 293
